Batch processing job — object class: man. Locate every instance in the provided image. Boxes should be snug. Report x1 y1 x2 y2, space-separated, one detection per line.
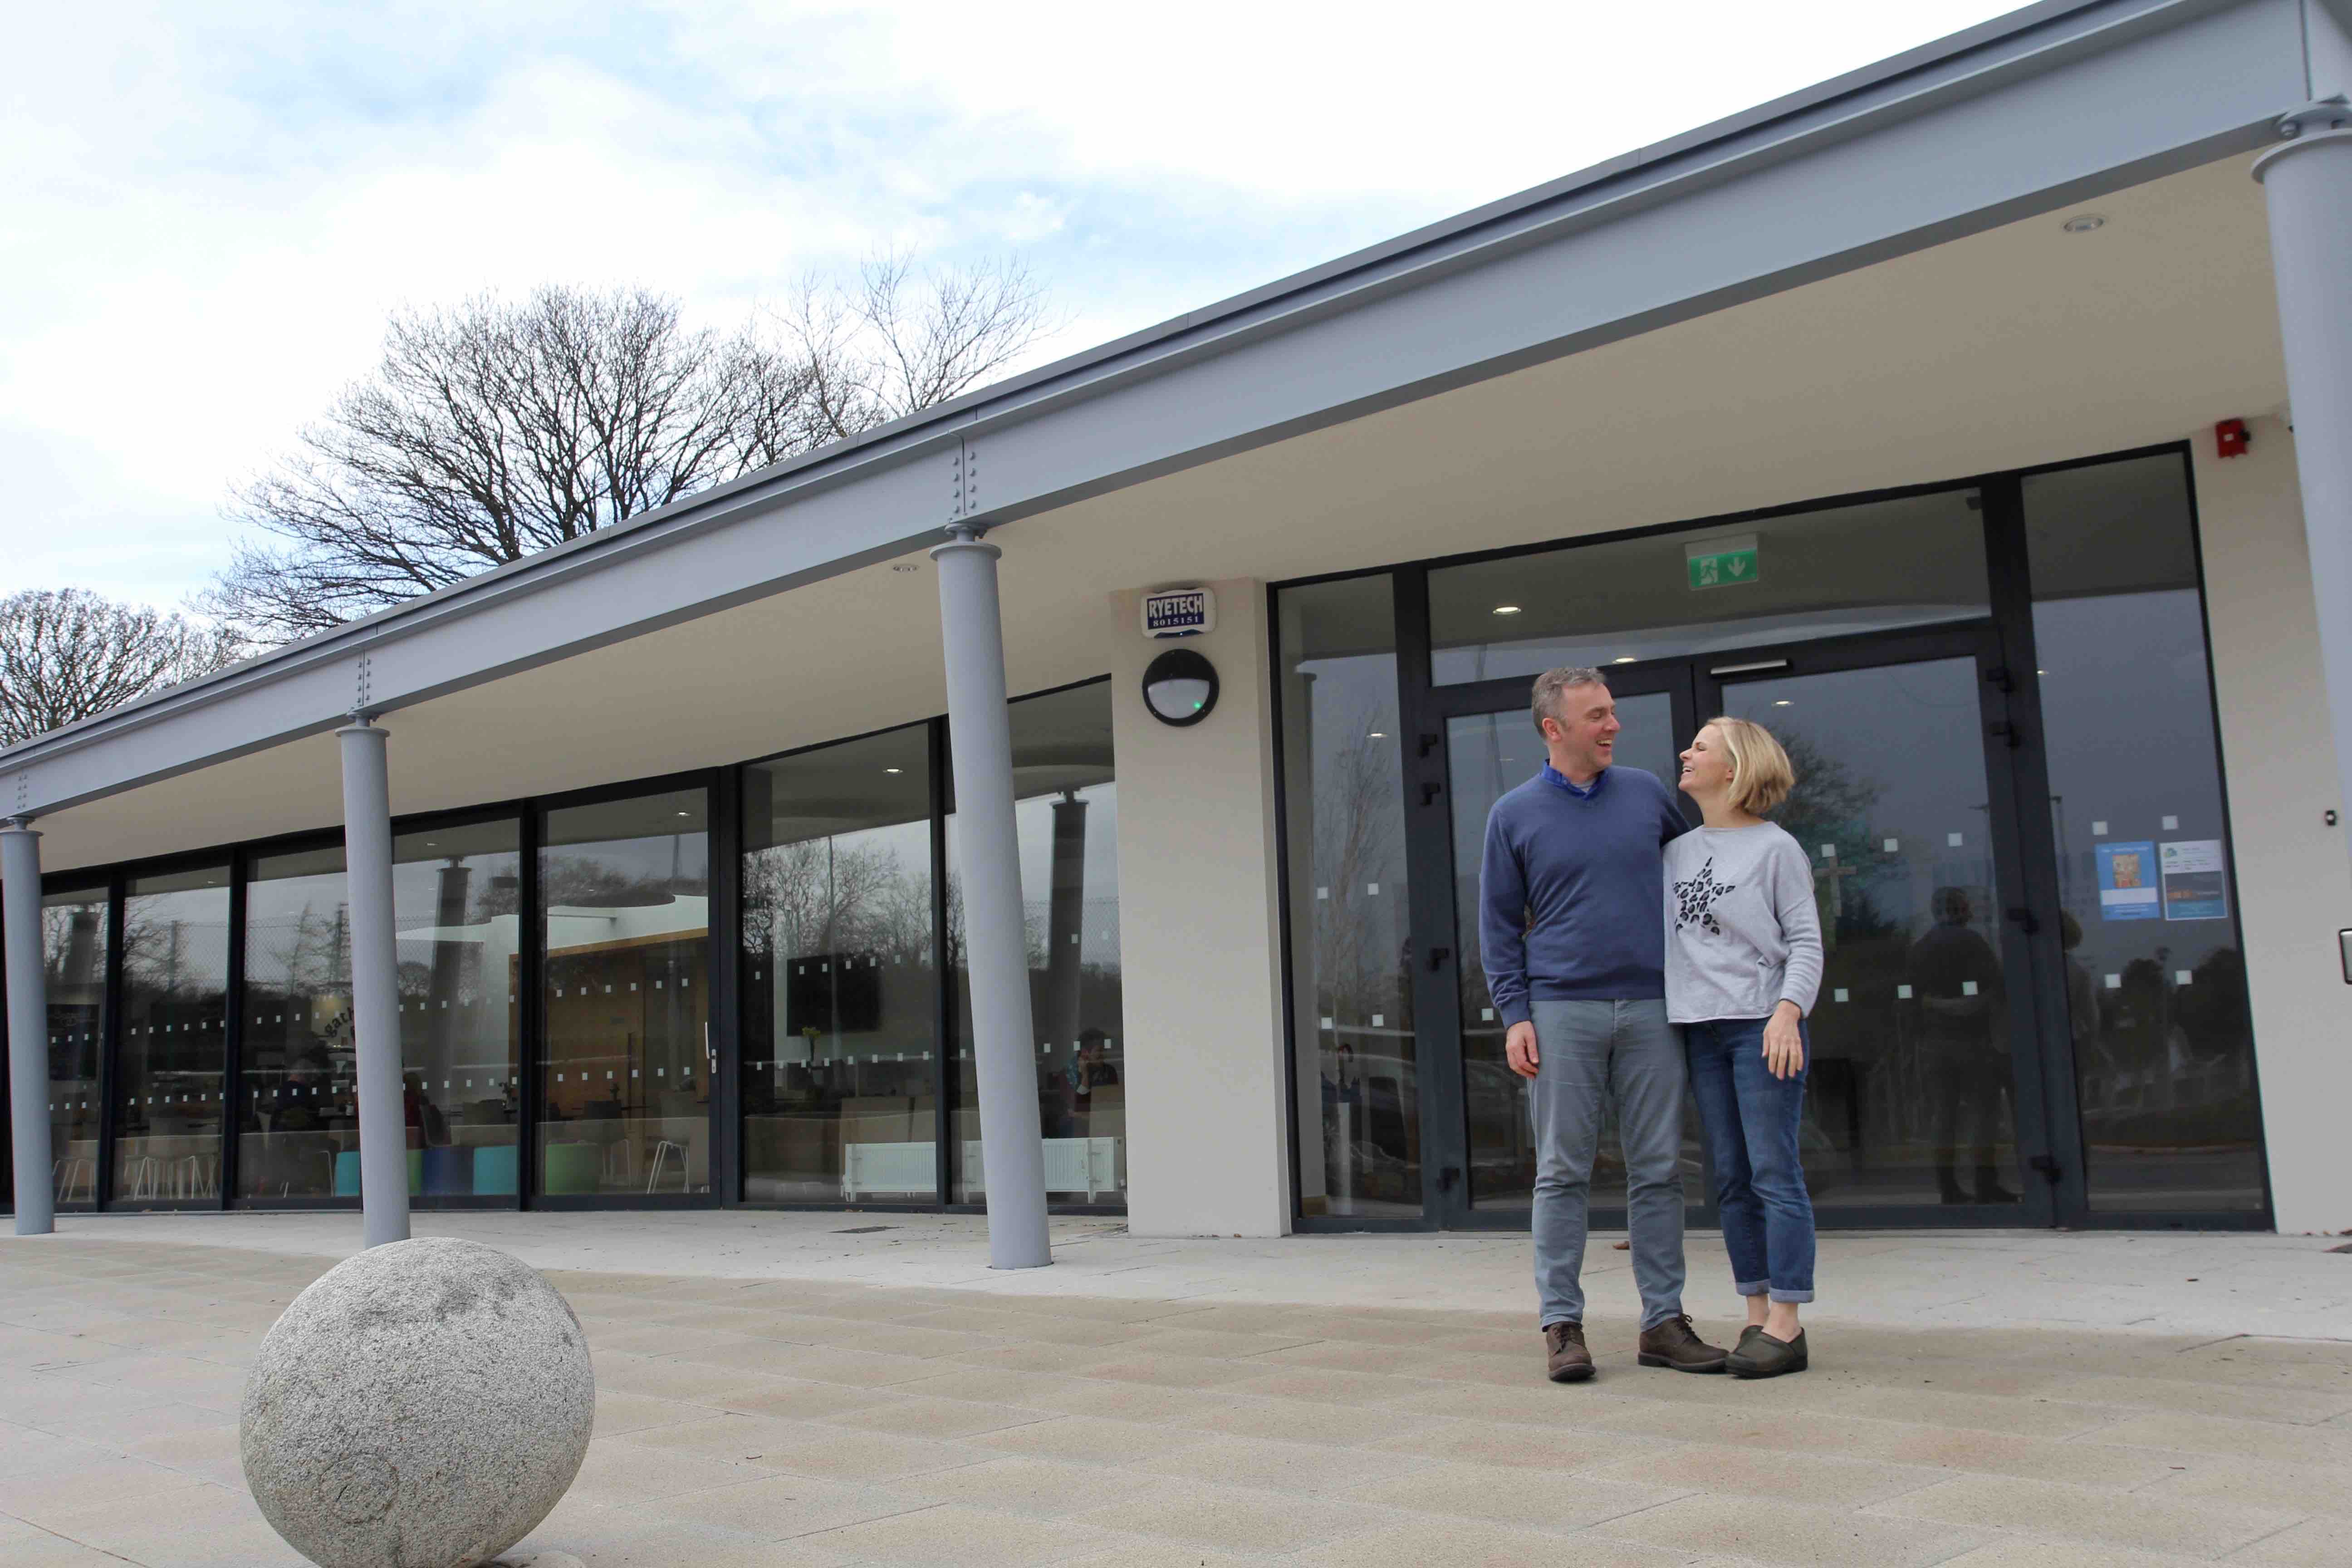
1480 666 1725 1382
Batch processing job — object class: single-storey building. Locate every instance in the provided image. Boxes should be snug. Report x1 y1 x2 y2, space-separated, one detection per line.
7 0 2350 1250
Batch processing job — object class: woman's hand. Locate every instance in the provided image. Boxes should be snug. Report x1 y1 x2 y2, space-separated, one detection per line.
1762 1001 1806 1079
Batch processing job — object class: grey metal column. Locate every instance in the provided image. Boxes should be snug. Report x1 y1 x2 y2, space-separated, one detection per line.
931 527 1050 1269
338 721 411 1247
2256 102 2352 883
4 820 53 1236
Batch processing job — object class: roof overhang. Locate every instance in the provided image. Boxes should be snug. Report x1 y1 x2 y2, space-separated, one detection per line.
6 0 2343 825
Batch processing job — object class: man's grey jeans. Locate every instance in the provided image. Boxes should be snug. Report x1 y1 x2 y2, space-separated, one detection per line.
1529 997 1688 1332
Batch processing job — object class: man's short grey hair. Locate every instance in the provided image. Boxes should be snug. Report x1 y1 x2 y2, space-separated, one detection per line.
1532 666 1609 733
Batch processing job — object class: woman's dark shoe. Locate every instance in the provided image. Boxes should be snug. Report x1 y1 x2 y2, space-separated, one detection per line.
1544 1320 1594 1383
1637 1314 1728 1372
1728 1328 1808 1378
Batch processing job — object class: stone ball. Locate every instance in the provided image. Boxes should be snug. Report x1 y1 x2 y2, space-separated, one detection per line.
240 1237 596 1568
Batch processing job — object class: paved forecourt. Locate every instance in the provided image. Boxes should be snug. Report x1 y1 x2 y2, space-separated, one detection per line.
0 1219 2346 1566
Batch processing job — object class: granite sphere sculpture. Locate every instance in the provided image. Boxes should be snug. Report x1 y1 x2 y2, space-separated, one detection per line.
240 1237 596 1568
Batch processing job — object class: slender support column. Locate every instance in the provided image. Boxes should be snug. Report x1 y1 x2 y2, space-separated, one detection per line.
338 722 410 1247
932 529 1051 1269
4 821 54 1235
2256 103 2352 885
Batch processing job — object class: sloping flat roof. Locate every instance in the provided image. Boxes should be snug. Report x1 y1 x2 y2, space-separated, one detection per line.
4 0 2334 819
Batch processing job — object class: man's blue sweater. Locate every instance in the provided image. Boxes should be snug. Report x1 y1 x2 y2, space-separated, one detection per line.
1479 764 1690 1027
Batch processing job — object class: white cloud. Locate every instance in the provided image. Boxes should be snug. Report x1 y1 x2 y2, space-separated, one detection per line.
0 0 2018 610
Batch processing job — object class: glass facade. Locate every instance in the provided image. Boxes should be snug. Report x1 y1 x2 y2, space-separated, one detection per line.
396 818 524 1198
2024 453 2261 1213
1277 576 1421 1217
240 846 357 1200
43 886 110 1210
743 726 938 1202
1277 444 2266 1230
0 680 1123 1217
115 866 231 1203
950 682 1125 1205
539 789 712 1197
0 445 2267 1231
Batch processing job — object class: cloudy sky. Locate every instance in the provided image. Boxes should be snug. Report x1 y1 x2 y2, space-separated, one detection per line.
3 0 2020 614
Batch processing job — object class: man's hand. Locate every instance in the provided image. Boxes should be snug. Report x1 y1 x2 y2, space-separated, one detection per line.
1763 1002 1806 1079
1506 1020 1540 1079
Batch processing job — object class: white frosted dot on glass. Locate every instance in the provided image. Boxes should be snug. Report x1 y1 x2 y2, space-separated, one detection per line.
1882 838 1899 853
1316 888 1329 900
1481 1008 1495 1021
1961 980 1979 997
1371 1013 1385 1027
1366 882 1379 896
1896 985 1914 999
2162 815 2179 831
1319 1017 1335 1029
2092 820 2108 836
2105 974 2122 990
1947 833 1964 847
1833 989 1849 1003
1819 844 1836 859
2176 970 2192 986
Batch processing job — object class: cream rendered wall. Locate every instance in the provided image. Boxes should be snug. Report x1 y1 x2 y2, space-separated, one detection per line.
1107 580 1293 1237
2194 416 2351 1235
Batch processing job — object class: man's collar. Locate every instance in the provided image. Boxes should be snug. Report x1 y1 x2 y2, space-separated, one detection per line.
1541 763 1606 799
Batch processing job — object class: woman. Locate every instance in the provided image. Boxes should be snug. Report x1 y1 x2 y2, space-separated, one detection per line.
1664 717 1824 1378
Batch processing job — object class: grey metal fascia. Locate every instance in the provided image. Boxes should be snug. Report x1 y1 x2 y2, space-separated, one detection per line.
0 0 2312 818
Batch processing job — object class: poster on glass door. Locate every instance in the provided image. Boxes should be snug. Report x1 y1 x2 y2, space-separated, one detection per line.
2160 838 2229 920
2096 841 2159 921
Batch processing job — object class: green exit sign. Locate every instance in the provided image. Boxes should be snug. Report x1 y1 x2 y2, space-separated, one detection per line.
1686 534 1759 590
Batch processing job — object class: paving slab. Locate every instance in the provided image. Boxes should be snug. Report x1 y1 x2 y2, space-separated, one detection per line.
0 1218 2345 1567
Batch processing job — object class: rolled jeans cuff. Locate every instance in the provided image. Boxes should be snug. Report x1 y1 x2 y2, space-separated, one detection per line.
1735 1279 1771 1298
1768 1288 1815 1304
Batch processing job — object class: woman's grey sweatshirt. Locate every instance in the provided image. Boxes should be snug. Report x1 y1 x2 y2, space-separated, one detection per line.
1661 822 1825 1024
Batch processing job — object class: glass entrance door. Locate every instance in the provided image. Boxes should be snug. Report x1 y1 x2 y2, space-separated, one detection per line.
1433 666 1710 1222
1703 630 2054 1223
1417 625 2060 1230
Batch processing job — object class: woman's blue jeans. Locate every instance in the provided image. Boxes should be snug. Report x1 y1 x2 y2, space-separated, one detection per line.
1684 1016 1816 1303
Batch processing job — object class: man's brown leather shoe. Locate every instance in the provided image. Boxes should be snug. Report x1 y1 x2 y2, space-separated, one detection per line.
1543 1320 1594 1382
1637 1313 1728 1372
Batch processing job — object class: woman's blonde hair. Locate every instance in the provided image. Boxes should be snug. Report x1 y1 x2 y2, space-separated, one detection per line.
1704 716 1796 815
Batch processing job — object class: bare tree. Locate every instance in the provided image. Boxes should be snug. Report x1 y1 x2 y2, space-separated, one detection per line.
0 588 246 746
779 253 1054 441
208 264 1055 643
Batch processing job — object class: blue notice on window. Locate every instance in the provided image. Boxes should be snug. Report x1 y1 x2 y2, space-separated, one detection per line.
2096 841 2160 921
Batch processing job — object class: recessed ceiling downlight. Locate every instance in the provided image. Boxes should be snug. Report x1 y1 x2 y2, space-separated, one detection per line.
1492 604 1523 616
2061 212 2106 234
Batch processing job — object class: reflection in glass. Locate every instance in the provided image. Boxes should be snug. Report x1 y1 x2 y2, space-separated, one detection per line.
1428 490 1989 683
116 866 231 1203
41 887 110 1209
1447 694 1705 1210
2026 455 2261 1211
1721 659 2024 1208
397 820 523 1198
1277 577 1420 1216
743 728 938 1202
240 822 522 1202
951 682 1126 1206
539 790 710 1196
240 846 358 1199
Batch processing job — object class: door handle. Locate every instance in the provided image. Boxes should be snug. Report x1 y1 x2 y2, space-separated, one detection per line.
1428 946 1451 970
1421 781 1441 805
2005 906 2041 935
2028 1154 2061 1186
